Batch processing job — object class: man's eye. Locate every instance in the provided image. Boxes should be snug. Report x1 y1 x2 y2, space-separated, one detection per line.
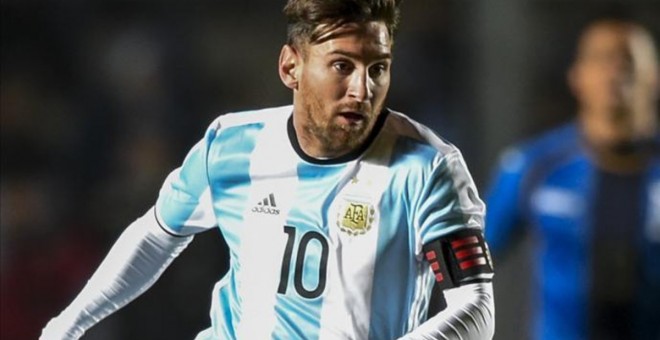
333 61 353 74
369 64 388 78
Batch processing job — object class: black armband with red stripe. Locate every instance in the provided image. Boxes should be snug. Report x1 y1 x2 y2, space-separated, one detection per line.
423 229 494 317
423 228 494 290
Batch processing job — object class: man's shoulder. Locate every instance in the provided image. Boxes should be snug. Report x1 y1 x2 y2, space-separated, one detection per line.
209 105 293 131
514 122 579 159
496 121 581 175
524 122 578 150
382 109 458 160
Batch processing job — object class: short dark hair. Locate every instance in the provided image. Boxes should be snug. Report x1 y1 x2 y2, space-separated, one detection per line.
283 0 401 48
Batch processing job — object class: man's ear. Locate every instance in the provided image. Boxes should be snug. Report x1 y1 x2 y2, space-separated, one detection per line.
279 44 301 90
567 62 580 98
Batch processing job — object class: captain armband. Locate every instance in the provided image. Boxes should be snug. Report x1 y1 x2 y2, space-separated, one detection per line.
422 228 494 291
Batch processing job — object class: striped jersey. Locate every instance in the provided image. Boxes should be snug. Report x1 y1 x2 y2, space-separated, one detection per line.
154 105 485 340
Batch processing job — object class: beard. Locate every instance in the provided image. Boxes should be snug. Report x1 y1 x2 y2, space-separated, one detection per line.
302 92 381 157
610 138 658 155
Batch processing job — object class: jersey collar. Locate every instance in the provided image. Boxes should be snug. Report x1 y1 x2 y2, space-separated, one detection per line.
287 108 390 165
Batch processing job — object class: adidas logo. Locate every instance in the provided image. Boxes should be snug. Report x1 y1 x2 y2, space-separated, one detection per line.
251 193 280 215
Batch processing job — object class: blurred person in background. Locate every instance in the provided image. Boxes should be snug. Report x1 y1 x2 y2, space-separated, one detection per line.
41 1 495 339
485 18 659 340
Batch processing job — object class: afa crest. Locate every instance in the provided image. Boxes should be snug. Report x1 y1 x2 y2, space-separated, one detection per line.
337 201 375 236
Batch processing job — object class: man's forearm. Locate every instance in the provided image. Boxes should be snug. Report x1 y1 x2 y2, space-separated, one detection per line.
40 207 193 340
401 282 495 340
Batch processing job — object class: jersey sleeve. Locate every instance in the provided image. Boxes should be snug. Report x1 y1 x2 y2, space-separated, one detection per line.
155 120 220 236
483 147 527 256
406 150 495 339
415 149 486 249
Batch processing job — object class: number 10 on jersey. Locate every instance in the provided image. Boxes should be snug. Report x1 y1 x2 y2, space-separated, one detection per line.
277 226 329 299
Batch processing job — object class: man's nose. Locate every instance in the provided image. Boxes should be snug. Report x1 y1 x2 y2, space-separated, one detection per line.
347 69 372 103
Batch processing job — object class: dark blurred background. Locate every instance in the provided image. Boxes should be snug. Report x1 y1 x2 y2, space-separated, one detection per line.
1 1 658 339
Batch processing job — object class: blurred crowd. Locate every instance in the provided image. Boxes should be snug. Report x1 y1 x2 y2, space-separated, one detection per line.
1 2 261 338
1 1 659 339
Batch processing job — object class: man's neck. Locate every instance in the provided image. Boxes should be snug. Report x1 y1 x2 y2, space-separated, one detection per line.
293 122 346 159
589 145 650 174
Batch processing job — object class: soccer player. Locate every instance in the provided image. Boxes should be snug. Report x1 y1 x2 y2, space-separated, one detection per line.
485 18 659 340
41 1 495 339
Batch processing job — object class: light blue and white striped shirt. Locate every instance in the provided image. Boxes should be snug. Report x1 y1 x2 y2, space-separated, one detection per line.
155 105 485 340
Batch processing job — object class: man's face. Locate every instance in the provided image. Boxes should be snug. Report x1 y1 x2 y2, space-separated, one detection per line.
570 22 658 151
290 21 392 158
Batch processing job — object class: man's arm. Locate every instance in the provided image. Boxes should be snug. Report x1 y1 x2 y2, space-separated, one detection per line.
41 120 220 339
401 229 495 340
40 208 193 340
484 147 527 256
402 147 494 339
403 282 494 340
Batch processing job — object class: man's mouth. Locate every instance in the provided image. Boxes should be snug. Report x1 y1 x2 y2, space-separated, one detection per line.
338 111 366 124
